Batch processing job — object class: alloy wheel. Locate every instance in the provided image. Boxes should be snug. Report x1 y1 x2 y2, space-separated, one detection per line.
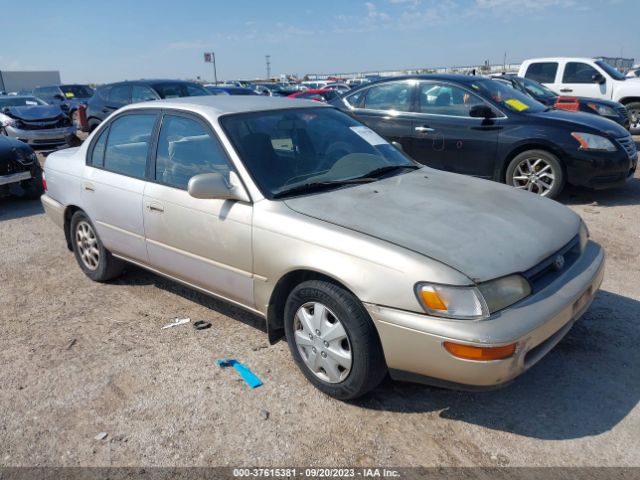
293 302 352 383
511 157 556 196
75 221 100 270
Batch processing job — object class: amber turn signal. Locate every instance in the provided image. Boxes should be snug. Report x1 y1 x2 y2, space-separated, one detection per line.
443 341 517 361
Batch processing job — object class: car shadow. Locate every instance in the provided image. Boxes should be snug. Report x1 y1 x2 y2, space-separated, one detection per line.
558 175 640 207
355 290 639 440
0 197 44 221
113 265 267 333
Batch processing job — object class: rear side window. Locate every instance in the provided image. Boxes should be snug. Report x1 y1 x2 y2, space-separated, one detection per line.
417 83 486 116
563 62 599 83
155 115 230 189
103 114 157 179
89 128 108 167
363 82 413 112
524 62 558 83
108 85 131 104
132 85 157 103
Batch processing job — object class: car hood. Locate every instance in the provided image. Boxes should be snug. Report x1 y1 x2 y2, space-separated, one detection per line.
529 109 628 137
283 169 580 283
4 105 65 121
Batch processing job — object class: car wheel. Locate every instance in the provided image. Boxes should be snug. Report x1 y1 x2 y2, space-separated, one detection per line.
626 102 640 134
284 280 386 400
70 211 124 282
506 149 565 199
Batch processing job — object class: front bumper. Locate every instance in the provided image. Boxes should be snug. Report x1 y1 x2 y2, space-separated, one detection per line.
4 125 77 146
365 241 605 389
565 147 637 189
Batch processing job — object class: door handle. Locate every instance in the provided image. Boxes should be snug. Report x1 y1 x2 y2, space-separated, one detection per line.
146 202 164 213
560 88 573 93
415 126 435 133
83 182 95 192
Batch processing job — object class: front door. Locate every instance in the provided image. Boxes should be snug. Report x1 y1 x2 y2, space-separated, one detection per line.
411 81 501 177
142 112 254 306
557 62 609 98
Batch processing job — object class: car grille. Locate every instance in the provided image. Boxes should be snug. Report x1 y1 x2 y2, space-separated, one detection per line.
616 105 629 122
522 235 581 294
15 116 71 131
617 135 638 159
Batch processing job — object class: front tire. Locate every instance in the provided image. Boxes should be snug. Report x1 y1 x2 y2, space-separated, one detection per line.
506 149 565 199
70 211 124 282
626 101 640 134
284 280 386 400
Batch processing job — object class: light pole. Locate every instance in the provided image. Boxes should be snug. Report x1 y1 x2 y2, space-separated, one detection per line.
265 55 271 80
212 51 218 85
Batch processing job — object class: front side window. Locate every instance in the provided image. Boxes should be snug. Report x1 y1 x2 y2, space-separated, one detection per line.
155 115 230 189
132 85 158 103
524 62 558 83
103 114 157 179
418 83 486 116
563 62 599 83
220 107 416 198
363 81 413 112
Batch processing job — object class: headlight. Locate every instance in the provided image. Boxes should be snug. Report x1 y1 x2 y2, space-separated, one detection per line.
477 275 531 313
587 103 617 117
571 132 616 151
416 274 531 320
579 220 589 253
416 283 489 320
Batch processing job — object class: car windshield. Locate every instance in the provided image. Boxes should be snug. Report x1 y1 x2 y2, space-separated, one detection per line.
60 85 94 98
519 77 557 101
152 82 210 98
0 96 48 108
595 61 626 81
220 107 417 198
474 80 547 113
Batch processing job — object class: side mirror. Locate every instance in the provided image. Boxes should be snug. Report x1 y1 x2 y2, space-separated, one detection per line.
391 141 404 152
469 104 496 119
187 171 250 202
592 73 606 85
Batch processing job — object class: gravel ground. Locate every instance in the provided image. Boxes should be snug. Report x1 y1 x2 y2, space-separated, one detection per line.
0 138 639 468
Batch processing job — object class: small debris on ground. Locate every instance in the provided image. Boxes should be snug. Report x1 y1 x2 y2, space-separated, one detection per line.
252 345 268 351
161 318 190 330
260 409 270 420
94 432 108 441
193 320 212 330
66 338 77 350
216 359 263 389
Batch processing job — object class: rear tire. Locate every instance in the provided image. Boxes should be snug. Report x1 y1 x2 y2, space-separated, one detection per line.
626 101 640 134
505 149 565 199
284 280 386 400
70 211 124 282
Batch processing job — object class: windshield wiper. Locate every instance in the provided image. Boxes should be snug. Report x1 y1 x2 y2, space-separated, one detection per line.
356 164 421 179
273 177 377 199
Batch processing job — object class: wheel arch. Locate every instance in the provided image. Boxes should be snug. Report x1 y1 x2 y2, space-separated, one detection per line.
63 205 83 251
266 269 360 344
618 96 640 106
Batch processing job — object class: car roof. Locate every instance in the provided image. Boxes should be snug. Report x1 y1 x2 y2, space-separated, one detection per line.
120 95 330 117
522 57 596 63
353 74 494 87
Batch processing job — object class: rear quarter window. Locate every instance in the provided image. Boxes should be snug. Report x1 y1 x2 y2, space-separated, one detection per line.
524 62 558 83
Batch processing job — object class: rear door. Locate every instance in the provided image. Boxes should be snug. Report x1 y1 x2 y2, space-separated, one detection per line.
522 61 559 88
82 111 158 263
344 80 417 155
411 81 501 177
142 111 254 306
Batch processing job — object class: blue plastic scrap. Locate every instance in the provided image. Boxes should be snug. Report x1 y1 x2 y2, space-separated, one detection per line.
216 359 263 389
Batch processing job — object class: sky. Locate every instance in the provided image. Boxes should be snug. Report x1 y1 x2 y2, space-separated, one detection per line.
1 0 639 84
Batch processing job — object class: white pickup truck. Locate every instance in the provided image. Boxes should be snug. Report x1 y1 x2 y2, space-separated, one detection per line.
518 58 640 133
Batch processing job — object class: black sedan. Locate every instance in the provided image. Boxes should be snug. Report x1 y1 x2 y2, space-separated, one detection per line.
492 74 630 130
0 135 42 199
331 75 637 198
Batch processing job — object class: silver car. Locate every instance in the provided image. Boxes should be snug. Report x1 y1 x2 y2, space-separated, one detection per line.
41 96 605 400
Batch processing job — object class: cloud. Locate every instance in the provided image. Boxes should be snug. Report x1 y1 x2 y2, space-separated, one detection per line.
475 0 577 11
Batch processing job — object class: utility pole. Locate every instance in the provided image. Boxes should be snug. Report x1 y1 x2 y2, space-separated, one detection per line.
265 55 271 80
212 51 218 85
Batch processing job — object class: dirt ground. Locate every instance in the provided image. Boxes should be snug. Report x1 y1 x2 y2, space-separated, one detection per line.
0 138 639 468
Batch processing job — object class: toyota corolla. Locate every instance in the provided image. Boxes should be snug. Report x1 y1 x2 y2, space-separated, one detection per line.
41 96 604 399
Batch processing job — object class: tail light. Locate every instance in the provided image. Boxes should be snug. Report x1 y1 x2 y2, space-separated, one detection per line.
42 172 47 192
